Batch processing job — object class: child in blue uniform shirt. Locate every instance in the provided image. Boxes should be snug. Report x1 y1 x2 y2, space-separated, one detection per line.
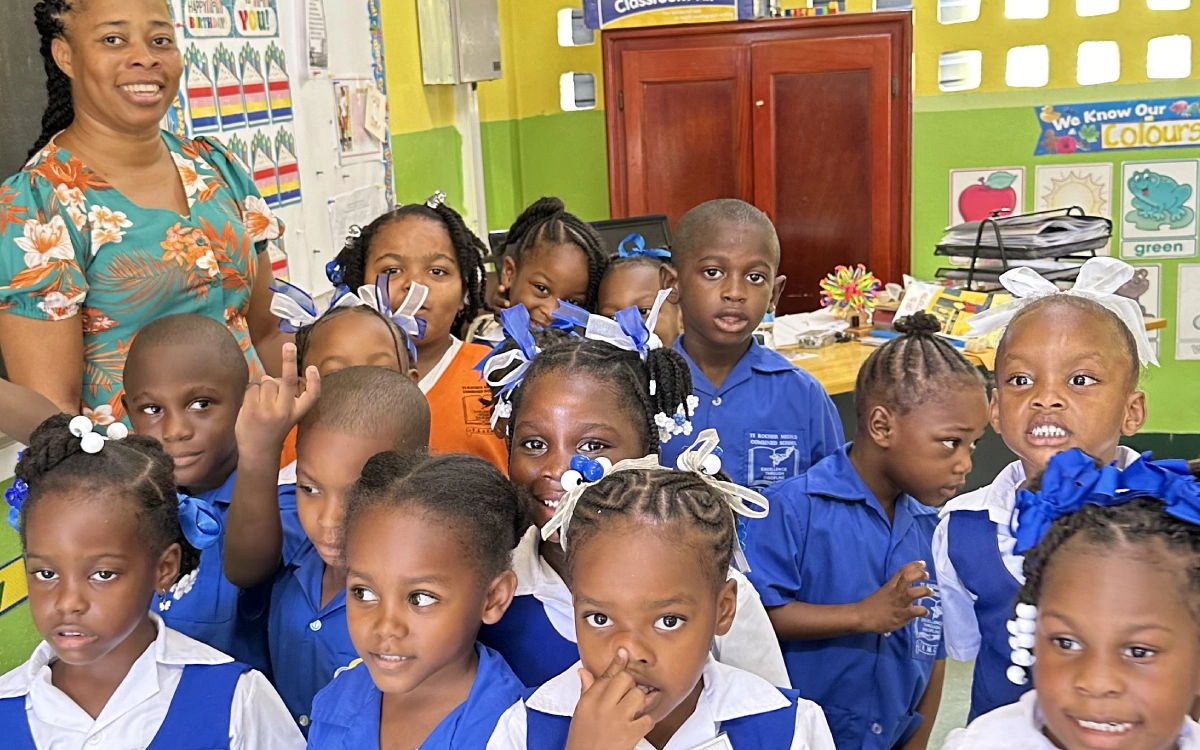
121 314 273 675
660 199 843 489
223 360 431 730
934 262 1152 722
0 414 303 750
486 436 834 750
307 453 526 749
745 313 990 750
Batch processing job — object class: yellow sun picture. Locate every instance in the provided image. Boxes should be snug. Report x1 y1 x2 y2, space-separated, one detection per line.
1042 171 1109 216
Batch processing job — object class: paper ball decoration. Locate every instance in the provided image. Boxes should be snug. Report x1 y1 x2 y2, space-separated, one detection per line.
819 264 881 318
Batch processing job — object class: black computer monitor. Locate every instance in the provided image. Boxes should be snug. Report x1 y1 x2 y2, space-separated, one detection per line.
590 215 672 257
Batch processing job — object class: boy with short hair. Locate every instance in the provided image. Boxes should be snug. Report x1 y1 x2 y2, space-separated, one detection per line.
661 199 843 489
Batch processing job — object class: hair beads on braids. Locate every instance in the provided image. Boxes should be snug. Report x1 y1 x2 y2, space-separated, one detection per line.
564 469 736 589
497 328 693 454
31 0 76 158
15 414 201 585
1016 498 1200 622
855 310 986 417
331 199 488 334
505 197 609 313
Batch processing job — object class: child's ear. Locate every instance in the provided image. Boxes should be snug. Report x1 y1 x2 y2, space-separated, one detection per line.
866 404 896 448
155 543 183 596
989 389 1002 435
714 577 738 637
491 416 509 442
500 256 517 295
770 275 787 313
481 569 518 625
659 264 680 305
405 367 420 385
1122 390 1148 436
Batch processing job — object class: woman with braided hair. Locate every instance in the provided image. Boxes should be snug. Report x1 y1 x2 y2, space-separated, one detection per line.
0 0 291 425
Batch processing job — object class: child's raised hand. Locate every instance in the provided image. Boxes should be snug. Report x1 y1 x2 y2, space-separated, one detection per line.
857 560 933 635
565 649 655 750
236 344 320 462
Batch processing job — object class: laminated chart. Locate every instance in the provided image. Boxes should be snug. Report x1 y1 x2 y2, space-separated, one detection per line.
275 128 302 205
233 0 280 37
265 42 293 122
225 133 250 173
240 44 270 125
213 44 247 130
182 0 234 38
251 131 281 207
183 45 219 133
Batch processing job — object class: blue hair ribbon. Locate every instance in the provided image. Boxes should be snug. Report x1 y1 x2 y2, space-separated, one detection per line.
475 304 540 397
1012 449 1200 554
552 289 671 360
269 278 320 334
176 493 223 551
325 258 345 286
617 233 671 261
6 477 28 532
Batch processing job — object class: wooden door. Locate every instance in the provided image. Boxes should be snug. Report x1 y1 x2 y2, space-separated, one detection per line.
752 31 909 313
606 45 752 226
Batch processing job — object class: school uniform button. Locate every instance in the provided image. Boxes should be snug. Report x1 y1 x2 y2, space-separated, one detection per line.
88 734 102 744
299 715 310 727
309 619 322 631
712 397 722 406
871 722 883 735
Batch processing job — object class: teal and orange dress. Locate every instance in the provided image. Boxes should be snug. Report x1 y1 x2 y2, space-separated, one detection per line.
0 132 281 424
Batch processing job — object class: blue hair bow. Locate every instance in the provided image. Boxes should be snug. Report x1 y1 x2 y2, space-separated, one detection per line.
475 304 540 397
269 278 320 334
617 233 671 261
6 477 28 532
177 493 223 551
325 258 345 285
551 289 672 360
1012 449 1200 554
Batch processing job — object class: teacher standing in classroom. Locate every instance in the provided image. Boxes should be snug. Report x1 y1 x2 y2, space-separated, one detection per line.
0 0 290 422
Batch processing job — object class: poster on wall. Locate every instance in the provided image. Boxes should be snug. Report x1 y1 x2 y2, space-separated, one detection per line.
583 0 762 29
1116 264 1161 358
1119 160 1199 261
183 0 278 38
948 168 1025 227
333 79 383 163
1033 97 1200 156
1035 164 1112 218
1177 264 1200 361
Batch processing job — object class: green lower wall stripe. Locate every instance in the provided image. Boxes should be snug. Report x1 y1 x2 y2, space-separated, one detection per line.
391 126 465 210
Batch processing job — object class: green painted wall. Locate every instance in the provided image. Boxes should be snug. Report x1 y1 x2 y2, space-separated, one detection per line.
391 126 466 210
913 89 1200 435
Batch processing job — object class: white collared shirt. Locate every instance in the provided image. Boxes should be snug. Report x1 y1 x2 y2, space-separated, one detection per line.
933 448 1140 661
511 527 792 689
0 614 304 750
942 690 1200 749
419 335 464 394
486 656 833 750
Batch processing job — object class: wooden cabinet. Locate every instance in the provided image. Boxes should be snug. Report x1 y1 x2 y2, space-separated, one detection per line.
604 13 911 313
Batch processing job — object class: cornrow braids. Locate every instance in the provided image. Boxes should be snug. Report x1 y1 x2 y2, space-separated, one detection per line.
505 197 610 312
345 452 528 580
294 305 410 374
496 328 694 454
331 198 488 334
564 468 736 589
31 0 76 158
15 414 201 585
1016 497 1200 623
855 310 986 419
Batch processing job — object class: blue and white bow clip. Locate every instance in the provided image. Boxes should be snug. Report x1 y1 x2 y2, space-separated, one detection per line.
552 288 672 360
475 304 542 427
270 275 428 363
617 233 671 261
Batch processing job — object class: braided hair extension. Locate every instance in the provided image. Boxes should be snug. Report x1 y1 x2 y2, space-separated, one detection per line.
1016 496 1200 622
331 198 488 334
505 197 610 312
855 311 986 419
344 452 528 580
15 414 201 583
564 469 737 589
496 328 693 454
294 305 411 374
30 0 77 158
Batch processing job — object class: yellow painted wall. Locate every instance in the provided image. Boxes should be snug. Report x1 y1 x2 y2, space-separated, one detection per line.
379 0 457 134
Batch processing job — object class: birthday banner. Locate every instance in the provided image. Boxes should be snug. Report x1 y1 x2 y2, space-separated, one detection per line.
583 0 760 29
1034 97 1200 156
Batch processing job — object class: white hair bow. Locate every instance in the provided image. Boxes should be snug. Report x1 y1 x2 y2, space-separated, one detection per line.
551 289 672 359
966 257 1158 367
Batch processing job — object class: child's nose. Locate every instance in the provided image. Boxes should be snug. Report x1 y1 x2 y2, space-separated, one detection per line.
612 628 654 667
161 410 194 442
1074 650 1125 698
54 577 89 615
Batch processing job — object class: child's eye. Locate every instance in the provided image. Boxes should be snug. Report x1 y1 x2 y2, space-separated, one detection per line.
382 267 402 276
140 404 163 416
518 438 547 453
578 439 609 453
409 592 437 607
941 439 960 450
352 586 378 602
970 440 980 452
702 268 723 279
298 484 321 497
90 570 118 582
1070 374 1099 387
31 569 57 582
1052 637 1082 652
1007 374 1033 387
532 284 550 296
188 399 213 411
1125 646 1155 659
747 273 766 284
655 614 685 631
583 613 611 628
429 267 450 277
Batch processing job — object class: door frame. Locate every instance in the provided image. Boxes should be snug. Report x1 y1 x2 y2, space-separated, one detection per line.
603 12 912 280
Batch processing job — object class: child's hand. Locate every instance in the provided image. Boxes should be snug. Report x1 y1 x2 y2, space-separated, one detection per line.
564 649 655 750
236 344 320 463
857 560 933 635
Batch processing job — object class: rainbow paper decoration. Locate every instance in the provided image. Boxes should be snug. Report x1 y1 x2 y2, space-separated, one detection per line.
239 44 270 126
213 44 246 130
251 131 280 207
225 133 250 172
265 43 293 122
819 264 881 319
275 128 301 205
183 45 218 133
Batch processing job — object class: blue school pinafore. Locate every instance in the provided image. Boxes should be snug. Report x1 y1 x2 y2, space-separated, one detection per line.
0 661 248 750
478 595 581 688
946 510 1029 721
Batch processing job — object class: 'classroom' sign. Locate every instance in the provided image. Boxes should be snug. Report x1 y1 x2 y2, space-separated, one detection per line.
1034 97 1200 155
583 0 761 29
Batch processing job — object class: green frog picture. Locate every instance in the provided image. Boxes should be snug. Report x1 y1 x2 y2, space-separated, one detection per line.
1126 168 1195 231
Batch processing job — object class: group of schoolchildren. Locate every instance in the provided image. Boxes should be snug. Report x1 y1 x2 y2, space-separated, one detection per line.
2 189 1200 750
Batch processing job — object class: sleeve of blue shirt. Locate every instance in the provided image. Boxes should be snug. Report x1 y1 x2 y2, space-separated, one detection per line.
743 481 809 609
803 375 845 469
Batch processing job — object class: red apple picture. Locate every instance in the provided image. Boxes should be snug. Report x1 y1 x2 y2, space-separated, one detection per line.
958 171 1018 222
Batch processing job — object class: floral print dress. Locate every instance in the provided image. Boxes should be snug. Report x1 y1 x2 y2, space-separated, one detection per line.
0 132 281 424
